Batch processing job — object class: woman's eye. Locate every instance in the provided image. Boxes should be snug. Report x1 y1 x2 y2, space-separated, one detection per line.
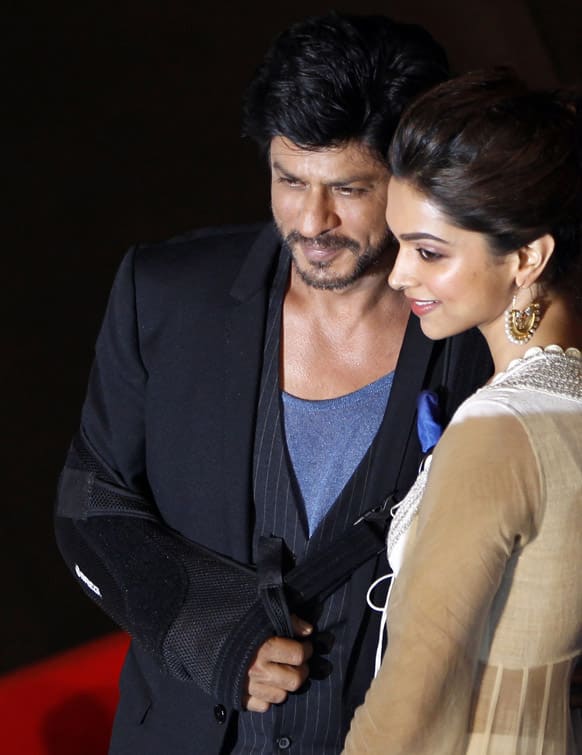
416 247 442 262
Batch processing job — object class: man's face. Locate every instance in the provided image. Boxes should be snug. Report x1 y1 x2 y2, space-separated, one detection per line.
270 137 393 290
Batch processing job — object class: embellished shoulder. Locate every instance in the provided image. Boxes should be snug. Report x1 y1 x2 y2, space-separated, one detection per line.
486 345 582 401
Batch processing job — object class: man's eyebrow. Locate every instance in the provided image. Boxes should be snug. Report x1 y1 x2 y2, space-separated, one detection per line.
327 174 377 187
271 161 297 177
399 232 450 244
271 162 377 186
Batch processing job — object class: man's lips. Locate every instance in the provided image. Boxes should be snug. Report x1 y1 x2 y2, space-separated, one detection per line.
298 241 348 263
286 232 359 265
406 298 440 317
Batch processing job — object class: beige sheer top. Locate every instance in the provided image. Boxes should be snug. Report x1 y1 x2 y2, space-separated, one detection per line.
344 346 582 754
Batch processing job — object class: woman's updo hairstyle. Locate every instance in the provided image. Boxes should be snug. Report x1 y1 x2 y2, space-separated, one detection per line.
389 68 581 298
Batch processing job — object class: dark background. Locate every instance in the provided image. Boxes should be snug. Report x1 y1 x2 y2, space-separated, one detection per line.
4 0 581 674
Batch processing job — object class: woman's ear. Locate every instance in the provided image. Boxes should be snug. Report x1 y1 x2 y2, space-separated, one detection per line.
515 234 555 288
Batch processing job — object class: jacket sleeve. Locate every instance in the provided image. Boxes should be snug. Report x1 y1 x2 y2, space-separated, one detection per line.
54 246 277 710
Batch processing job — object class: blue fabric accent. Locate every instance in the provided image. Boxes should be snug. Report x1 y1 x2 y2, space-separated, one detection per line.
416 389 443 453
281 372 394 535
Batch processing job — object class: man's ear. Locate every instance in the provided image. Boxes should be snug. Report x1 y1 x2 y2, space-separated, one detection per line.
514 234 555 289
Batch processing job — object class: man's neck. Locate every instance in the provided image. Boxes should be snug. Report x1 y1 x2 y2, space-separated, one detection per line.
281 268 410 400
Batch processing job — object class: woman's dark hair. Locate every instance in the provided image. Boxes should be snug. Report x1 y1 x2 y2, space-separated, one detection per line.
389 68 582 295
242 11 448 159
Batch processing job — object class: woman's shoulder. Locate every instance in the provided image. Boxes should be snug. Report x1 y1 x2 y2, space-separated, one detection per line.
451 345 582 429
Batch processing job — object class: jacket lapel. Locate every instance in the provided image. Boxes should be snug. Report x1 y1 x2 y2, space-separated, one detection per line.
220 223 282 562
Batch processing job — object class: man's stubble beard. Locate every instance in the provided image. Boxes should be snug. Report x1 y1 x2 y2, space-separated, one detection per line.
279 228 395 291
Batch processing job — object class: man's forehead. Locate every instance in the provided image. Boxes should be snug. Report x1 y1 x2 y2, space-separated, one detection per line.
269 135 388 177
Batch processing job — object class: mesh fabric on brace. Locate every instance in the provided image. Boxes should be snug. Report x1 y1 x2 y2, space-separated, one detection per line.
56 435 276 708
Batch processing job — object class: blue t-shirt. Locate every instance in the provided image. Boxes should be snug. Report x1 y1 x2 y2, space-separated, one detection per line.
281 371 394 534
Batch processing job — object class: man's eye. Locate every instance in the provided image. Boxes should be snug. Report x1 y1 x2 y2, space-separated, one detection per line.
335 186 365 197
277 177 304 189
416 247 442 261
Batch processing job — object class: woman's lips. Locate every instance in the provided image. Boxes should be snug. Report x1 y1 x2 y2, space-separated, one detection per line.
407 298 440 317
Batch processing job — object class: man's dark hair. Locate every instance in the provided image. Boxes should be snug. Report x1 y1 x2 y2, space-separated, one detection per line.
242 11 449 159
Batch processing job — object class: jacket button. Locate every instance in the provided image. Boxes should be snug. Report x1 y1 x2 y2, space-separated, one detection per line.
277 736 292 750
213 704 227 724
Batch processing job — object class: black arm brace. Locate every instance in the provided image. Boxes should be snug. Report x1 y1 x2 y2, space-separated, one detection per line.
54 433 283 710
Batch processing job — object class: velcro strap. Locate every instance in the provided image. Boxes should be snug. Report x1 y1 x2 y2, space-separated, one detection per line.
56 467 95 519
257 536 294 638
56 466 160 522
284 496 395 607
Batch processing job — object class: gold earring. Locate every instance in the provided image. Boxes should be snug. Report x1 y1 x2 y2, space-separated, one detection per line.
504 289 541 345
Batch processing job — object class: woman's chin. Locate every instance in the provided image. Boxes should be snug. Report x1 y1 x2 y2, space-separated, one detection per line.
419 320 446 341
418 319 466 342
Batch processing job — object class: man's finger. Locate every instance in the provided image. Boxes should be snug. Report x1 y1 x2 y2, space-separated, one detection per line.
291 613 313 638
255 635 312 666
248 657 309 691
247 679 293 705
242 694 271 713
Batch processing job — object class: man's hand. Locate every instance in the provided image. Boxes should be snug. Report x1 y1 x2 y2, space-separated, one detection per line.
243 615 314 712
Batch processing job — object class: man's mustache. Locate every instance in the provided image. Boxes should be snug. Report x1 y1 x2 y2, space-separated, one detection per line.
285 231 360 253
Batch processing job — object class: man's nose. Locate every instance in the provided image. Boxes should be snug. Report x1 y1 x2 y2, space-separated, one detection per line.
296 191 340 238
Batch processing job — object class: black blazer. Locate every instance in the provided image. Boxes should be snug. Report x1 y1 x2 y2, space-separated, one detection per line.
56 222 492 754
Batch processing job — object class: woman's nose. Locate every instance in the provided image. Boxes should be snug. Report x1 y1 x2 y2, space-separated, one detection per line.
388 249 415 291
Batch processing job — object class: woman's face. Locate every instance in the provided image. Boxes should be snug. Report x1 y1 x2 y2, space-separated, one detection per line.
386 179 518 341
